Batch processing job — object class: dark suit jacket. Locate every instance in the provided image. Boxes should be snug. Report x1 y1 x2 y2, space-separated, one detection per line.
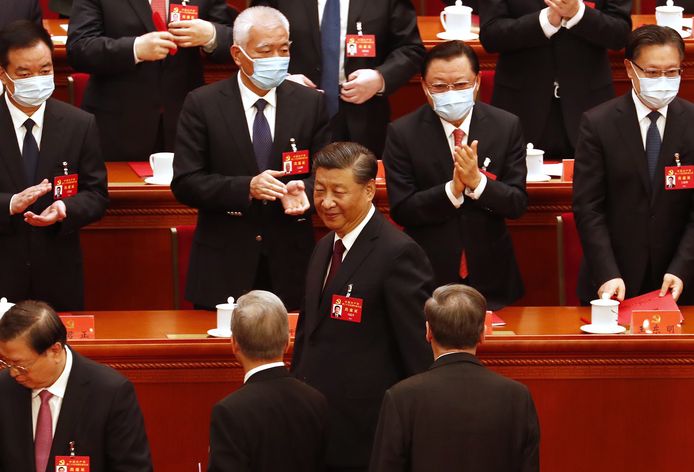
250 0 425 157
0 97 108 311
171 74 330 310
657 0 694 13
573 94 694 304
292 210 434 468
66 0 234 161
208 366 328 472
49 0 73 17
479 0 632 149
383 103 527 309
369 352 540 472
0 349 152 472
1 0 42 28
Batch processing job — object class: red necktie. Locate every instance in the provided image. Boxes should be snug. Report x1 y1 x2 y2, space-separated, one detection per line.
151 0 167 23
452 128 469 279
324 239 346 291
35 390 54 472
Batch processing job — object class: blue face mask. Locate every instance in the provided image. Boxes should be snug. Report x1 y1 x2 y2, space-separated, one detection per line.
239 47 289 90
7 74 54 107
428 86 476 123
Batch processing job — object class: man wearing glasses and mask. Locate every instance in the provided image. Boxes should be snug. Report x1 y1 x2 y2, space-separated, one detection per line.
0 301 152 471
574 25 694 305
383 41 527 310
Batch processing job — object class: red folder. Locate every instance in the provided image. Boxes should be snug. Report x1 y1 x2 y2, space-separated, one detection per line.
618 290 681 325
128 162 153 178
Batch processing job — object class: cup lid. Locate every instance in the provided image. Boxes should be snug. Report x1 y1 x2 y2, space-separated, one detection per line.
526 142 545 156
657 0 684 12
445 0 472 12
590 298 620 307
216 296 236 310
0 297 14 316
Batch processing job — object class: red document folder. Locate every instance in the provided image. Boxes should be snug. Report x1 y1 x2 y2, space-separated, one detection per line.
618 290 681 325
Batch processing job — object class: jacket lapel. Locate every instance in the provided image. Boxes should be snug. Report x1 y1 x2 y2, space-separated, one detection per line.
0 96 28 192
6 380 35 470
653 98 685 206
35 100 64 185
127 0 155 31
468 104 488 168
218 75 260 176
270 83 295 169
346 0 368 34
615 94 651 196
302 0 321 58
304 235 334 337
422 106 455 183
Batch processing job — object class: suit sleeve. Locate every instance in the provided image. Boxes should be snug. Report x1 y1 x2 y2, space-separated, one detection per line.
384 123 461 227
105 380 153 472
368 390 409 472
479 1 550 53
60 114 109 235
208 403 251 472
171 92 254 212
67 0 139 75
377 0 426 96
31 0 43 25
667 193 694 284
572 112 621 286
202 0 235 64
384 240 434 376
566 0 632 51
521 388 540 472
474 116 528 219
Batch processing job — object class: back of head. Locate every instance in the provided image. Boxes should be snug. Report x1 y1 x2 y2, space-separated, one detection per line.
625 24 685 62
0 20 53 69
312 141 378 184
0 300 66 354
232 6 289 49
424 285 487 350
231 290 289 361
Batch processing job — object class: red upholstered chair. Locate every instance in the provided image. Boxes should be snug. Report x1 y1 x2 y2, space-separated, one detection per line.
479 70 494 104
556 212 583 306
67 73 90 108
640 0 657 13
171 225 196 309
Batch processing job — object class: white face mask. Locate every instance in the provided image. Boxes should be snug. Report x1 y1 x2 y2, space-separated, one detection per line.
6 74 55 107
427 85 476 123
238 47 289 91
631 63 680 110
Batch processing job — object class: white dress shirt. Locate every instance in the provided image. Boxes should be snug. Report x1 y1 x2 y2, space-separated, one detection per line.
318 0 351 84
539 1 586 38
631 89 667 149
5 92 45 153
238 76 278 141
244 361 286 384
439 108 487 208
32 346 73 439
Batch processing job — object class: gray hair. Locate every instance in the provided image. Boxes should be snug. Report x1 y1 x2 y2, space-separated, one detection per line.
233 6 290 49
231 290 289 361
424 284 487 349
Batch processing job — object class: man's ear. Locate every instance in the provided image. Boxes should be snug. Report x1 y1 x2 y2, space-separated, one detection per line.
425 321 433 344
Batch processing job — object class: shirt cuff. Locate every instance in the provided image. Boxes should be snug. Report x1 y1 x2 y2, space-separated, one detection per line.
133 36 143 64
9 194 16 215
445 181 465 208
539 8 561 38
563 2 586 29
202 23 217 54
55 199 67 219
464 173 488 200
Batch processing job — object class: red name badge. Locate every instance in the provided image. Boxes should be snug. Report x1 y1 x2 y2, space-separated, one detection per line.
585 1 596 8
630 310 682 335
345 35 376 57
665 166 694 190
331 295 363 323
169 3 199 21
60 315 95 340
54 174 78 200
281 150 310 175
55 455 90 472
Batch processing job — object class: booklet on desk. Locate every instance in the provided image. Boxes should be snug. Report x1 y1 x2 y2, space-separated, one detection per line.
490 312 506 326
618 290 682 326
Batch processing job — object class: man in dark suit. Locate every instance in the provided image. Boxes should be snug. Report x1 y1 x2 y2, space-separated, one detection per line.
479 0 632 159
384 41 526 310
172 6 330 310
1 1 42 29
250 0 425 157
573 25 694 304
293 142 434 471
208 290 328 472
369 284 540 472
0 300 152 472
0 21 108 311
66 0 234 161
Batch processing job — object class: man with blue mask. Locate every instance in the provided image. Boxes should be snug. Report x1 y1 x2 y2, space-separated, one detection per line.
574 25 694 305
0 21 108 311
383 41 527 310
172 6 330 311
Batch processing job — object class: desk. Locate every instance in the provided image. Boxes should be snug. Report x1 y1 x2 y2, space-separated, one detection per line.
59 307 694 472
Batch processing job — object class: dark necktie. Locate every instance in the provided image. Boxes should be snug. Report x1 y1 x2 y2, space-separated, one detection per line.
645 111 661 180
324 239 346 291
23 119 40 185
320 0 340 117
35 390 53 472
253 99 273 171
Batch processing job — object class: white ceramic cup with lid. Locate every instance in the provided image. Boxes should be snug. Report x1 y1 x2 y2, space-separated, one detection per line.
440 0 472 37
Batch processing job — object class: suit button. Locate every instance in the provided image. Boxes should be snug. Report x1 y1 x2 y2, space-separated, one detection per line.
262 200 268 206
255 235 262 242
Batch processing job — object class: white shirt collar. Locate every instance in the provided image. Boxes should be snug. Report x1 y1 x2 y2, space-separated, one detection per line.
237 74 277 112
5 92 46 135
32 345 73 401
438 106 474 143
631 89 669 123
333 204 376 253
243 361 285 384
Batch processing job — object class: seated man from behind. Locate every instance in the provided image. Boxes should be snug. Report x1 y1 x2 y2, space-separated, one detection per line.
208 290 329 472
369 284 540 472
